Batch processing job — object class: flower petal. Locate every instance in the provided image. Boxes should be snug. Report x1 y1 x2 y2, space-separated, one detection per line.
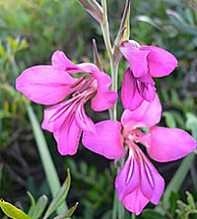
52 50 81 73
121 68 144 110
54 116 82 156
121 188 149 215
90 68 117 111
120 41 150 78
16 65 75 105
82 120 124 159
75 103 95 133
42 100 73 132
146 126 197 162
115 150 140 201
121 95 162 128
136 149 165 204
41 99 82 156
91 90 117 112
116 147 164 215
144 46 178 77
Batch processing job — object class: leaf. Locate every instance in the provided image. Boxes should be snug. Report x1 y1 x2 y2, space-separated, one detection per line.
169 192 180 216
186 113 197 139
30 195 48 219
141 209 165 219
186 191 196 209
53 202 79 219
114 0 131 64
27 192 36 217
162 154 195 209
114 0 131 46
135 15 161 30
0 199 31 219
26 104 67 214
43 169 71 219
92 39 102 69
163 112 176 128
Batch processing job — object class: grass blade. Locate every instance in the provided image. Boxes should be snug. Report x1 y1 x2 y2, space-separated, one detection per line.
26 103 67 215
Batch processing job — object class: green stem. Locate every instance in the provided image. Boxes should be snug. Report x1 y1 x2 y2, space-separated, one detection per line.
26 103 68 215
100 0 118 121
100 1 123 218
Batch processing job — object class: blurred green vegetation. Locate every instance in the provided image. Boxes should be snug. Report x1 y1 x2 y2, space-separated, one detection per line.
0 0 197 218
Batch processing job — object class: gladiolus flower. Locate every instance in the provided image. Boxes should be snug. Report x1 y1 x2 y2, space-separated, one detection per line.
16 51 117 155
82 96 196 215
120 40 178 110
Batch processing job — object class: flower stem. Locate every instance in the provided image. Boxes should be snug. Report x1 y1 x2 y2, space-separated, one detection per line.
100 2 122 217
100 0 118 121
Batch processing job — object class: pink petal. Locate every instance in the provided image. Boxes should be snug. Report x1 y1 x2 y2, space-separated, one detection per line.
116 147 164 215
115 150 140 201
91 90 117 111
136 150 165 204
121 68 144 110
82 120 124 159
52 50 81 73
137 73 156 102
75 103 95 133
121 95 162 128
143 46 178 78
120 41 150 78
90 68 117 111
146 126 197 162
42 100 73 132
54 117 82 156
16 65 75 105
41 99 82 155
121 187 149 215
140 83 156 102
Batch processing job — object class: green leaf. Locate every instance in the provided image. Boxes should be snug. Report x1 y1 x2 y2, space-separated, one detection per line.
43 169 71 219
163 112 176 128
169 192 180 216
27 192 36 217
0 199 31 219
141 209 165 219
186 113 197 139
186 191 196 209
136 15 161 30
114 0 131 46
26 104 67 215
30 195 48 219
92 39 102 69
53 202 79 219
162 154 195 209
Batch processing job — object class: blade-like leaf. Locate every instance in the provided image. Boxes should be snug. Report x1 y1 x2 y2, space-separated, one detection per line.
114 0 131 47
30 195 48 219
0 199 31 219
53 203 79 219
43 169 71 219
27 192 36 217
92 39 102 69
113 0 131 64
26 104 67 214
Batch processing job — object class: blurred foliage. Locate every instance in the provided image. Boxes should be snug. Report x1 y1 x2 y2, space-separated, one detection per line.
0 0 197 218
0 170 78 219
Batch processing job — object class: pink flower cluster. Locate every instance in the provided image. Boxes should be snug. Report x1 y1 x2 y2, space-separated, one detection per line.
16 40 196 215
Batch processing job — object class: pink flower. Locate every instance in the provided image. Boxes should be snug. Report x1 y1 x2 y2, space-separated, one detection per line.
82 96 196 215
16 51 117 155
120 40 178 110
